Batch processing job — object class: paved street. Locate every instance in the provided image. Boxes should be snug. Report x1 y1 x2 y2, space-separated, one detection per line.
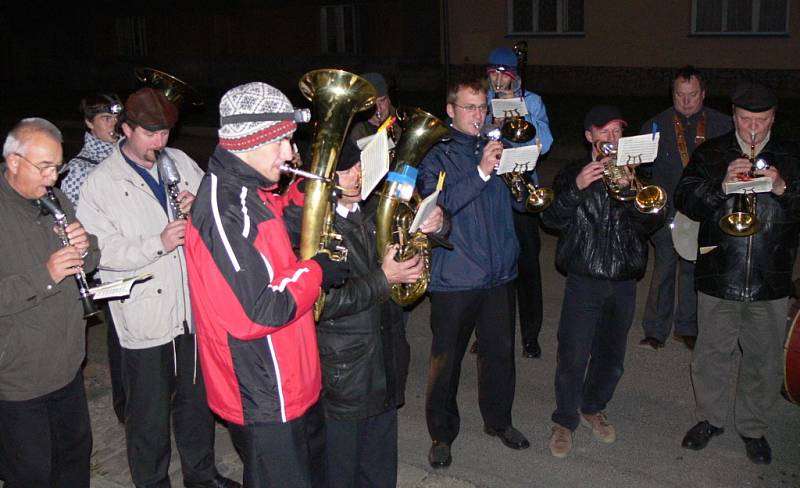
7 122 800 487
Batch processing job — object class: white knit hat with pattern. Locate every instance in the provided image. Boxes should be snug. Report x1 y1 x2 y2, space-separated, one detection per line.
218 82 297 152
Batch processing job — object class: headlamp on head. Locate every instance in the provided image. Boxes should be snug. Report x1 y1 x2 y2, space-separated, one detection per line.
80 93 124 120
108 102 124 115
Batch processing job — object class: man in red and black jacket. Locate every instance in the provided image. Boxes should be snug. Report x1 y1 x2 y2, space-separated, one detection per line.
185 81 348 487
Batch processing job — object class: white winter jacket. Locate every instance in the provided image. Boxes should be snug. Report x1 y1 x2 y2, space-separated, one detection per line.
77 143 204 349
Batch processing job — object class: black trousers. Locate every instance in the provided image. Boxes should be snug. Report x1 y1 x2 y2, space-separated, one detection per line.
426 283 517 444
121 334 217 487
513 212 544 344
105 303 126 424
0 371 92 488
551 275 636 430
229 401 326 488
325 408 398 488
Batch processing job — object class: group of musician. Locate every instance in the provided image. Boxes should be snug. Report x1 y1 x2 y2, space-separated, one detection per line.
0 46 797 488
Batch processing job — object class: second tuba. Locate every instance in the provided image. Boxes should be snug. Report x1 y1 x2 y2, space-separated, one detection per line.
135 67 203 108
376 107 451 305
297 69 377 316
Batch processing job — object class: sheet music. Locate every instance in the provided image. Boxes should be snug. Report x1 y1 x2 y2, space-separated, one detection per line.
497 145 540 175
359 130 391 200
410 190 440 234
491 98 529 119
89 273 153 300
615 133 660 166
722 176 773 195
356 133 396 151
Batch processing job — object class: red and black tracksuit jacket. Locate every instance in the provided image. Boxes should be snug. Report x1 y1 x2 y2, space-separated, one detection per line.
185 147 323 426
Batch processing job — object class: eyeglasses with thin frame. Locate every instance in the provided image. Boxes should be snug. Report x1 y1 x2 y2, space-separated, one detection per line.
13 153 62 175
452 103 489 113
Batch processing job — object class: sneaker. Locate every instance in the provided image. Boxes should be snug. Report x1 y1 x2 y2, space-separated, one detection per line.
548 424 574 458
638 337 665 351
580 411 616 443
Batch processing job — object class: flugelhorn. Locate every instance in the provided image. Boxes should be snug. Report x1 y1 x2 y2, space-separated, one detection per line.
297 69 377 319
720 130 761 236
595 141 667 214
500 41 536 143
38 189 101 319
155 150 186 220
376 106 451 305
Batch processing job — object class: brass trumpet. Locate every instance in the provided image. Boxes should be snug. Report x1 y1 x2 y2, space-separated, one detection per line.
595 141 667 214
720 130 761 236
499 41 535 143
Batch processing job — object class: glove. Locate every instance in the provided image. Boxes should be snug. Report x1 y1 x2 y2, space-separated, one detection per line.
311 252 350 291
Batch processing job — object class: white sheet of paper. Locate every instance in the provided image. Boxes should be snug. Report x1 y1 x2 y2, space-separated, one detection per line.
722 176 773 194
497 145 540 175
410 190 440 234
615 133 660 166
359 131 391 200
356 133 396 151
491 98 529 119
89 273 153 300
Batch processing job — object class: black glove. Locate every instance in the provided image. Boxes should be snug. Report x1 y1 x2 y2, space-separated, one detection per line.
311 252 350 291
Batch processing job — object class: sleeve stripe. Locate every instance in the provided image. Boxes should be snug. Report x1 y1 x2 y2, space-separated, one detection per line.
268 267 311 293
239 186 250 238
210 173 242 272
266 335 287 422
259 253 274 282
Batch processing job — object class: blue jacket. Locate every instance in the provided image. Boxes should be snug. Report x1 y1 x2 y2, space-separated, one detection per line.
486 88 553 154
418 125 521 291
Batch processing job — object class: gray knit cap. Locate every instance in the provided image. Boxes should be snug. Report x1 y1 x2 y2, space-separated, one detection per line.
218 82 297 152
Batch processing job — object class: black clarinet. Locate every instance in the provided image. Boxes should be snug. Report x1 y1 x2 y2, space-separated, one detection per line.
156 150 186 220
38 189 100 319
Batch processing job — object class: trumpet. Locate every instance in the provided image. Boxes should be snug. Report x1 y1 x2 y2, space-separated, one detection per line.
595 141 667 214
499 41 535 143
38 189 101 319
719 130 761 236
155 150 186 220
478 122 554 212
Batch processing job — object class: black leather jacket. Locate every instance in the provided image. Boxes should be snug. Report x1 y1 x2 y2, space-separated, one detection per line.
541 156 665 280
316 198 408 420
674 131 800 301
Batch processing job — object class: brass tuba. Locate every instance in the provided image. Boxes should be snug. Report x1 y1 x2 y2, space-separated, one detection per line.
376 107 451 305
297 69 377 316
135 67 203 108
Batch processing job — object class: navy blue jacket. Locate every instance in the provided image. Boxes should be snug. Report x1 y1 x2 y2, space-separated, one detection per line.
418 126 521 291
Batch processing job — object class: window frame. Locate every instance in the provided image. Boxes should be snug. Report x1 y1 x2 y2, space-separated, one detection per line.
506 0 585 37
320 4 361 54
690 0 790 36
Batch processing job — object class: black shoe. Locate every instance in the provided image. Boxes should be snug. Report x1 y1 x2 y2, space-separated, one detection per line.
681 421 724 450
469 340 478 355
742 435 772 465
185 474 242 488
522 339 541 358
484 425 530 450
675 335 697 351
638 337 665 351
428 440 452 468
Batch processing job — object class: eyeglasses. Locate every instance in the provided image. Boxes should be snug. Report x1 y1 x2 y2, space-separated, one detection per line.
14 153 62 175
452 103 489 113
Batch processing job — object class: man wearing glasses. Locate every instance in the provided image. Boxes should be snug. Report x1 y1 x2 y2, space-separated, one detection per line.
418 75 530 469
0 118 100 486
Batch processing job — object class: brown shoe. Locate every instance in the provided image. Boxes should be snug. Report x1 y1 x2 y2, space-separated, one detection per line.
548 424 574 458
580 411 616 443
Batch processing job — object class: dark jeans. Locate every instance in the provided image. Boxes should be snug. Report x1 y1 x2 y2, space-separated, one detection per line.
326 408 398 488
229 401 326 488
552 275 636 431
513 211 544 345
426 283 516 444
0 371 92 488
641 226 697 341
121 334 217 487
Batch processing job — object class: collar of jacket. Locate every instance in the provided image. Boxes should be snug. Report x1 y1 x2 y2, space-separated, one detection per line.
0 163 47 217
208 145 277 190
672 108 705 125
104 141 162 183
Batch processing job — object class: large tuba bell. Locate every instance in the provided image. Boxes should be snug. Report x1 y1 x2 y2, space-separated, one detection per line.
298 69 376 316
376 107 451 305
135 67 203 108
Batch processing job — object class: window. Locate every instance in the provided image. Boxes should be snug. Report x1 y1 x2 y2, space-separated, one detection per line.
115 16 148 57
508 0 584 35
692 0 789 35
320 5 361 54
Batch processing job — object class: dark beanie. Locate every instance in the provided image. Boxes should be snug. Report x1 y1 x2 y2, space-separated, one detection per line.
337 138 361 172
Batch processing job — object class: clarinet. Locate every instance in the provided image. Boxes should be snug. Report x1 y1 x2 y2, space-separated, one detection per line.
38 189 100 319
156 150 186 220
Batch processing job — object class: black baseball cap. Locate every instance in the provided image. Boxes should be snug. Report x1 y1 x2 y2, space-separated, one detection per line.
583 105 627 131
